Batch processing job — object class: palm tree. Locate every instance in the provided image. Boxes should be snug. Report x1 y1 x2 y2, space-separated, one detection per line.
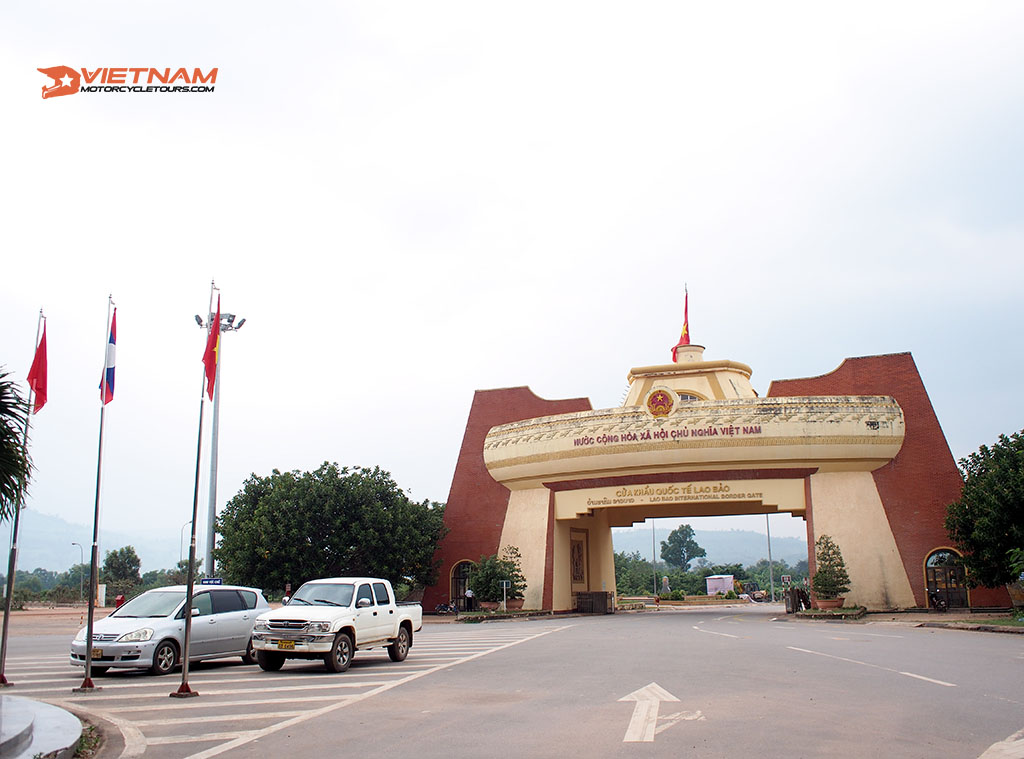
0 369 31 522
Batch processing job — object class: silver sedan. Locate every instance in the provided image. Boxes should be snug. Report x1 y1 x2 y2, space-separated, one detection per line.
70 584 269 675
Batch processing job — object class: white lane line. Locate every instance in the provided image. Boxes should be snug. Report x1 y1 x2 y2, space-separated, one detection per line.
56 679 391 701
134 711 306 727
85 694 357 713
787 647 957 687
692 626 739 639
978 727 1024 759
898 672 957 687
184 624 574 759
149 731 254 745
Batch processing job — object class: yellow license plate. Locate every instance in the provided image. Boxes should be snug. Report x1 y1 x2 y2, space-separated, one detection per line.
91 648 103 658
277 640 295 650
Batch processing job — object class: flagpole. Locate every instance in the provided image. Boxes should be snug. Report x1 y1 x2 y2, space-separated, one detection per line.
75 297 114 692
172 281 215 699
0 310 43 687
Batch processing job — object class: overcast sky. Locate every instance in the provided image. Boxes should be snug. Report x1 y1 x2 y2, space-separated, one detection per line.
2 3 1022 568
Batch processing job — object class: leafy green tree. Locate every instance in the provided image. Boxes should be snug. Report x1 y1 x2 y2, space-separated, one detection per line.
811 535 850 599
54 563 89 597
0 370 31 522
614 551 656 595
945 430 1024 588
469 546 527 603
214 463 447 593
101 546 142 589
660 524 706 570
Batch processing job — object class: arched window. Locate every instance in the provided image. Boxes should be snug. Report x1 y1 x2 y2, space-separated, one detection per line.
926 549 961 567
677 393 700 402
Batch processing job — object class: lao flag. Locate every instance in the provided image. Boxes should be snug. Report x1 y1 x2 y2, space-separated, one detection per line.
27 322 48 414
100 309 116 405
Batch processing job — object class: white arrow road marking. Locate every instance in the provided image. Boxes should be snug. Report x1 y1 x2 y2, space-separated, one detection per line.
978 727 1024 758
655 710 706 735
619 683 680 742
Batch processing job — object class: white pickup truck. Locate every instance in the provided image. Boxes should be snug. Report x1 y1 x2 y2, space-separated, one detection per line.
251 577 422 673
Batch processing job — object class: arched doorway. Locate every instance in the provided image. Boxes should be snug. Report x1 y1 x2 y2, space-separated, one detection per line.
451 561 474 611
925 549 968 608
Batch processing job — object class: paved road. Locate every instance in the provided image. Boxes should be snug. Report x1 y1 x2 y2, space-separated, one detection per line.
3 606 1022 758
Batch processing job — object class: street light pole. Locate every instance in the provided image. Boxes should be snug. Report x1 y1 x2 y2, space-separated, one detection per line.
766 514 776 603
179 521 191 564
71 542 84 603
196 310 244 578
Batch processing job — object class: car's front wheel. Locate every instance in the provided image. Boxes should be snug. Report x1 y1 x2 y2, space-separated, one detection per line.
324 632 353 673
149 640 178 675
257 650 285 671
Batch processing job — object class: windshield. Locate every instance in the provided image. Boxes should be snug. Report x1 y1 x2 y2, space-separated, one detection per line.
111 590 185 618
291 582 354 607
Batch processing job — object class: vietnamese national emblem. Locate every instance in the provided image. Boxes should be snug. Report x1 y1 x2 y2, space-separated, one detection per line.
647 390 674 418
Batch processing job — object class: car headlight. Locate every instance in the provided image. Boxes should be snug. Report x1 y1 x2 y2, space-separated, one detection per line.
74 628 87 642
308 622 330 633
254 620 269 631
117 628 154 643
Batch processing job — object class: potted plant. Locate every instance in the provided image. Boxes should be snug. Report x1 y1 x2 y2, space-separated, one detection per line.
469 546 527 610
811 535 851 609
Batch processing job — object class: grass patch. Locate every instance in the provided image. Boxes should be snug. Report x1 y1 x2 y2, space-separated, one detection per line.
75 721 102 758
970 616 1024 627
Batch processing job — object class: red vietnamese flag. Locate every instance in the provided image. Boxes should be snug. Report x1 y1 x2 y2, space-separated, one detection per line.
203 295 220 400
27 322 47 414
671 289 690 362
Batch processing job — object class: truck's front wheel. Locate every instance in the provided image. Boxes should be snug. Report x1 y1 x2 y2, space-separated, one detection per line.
388 626 410 662
325 632 353 673
257 650 285 672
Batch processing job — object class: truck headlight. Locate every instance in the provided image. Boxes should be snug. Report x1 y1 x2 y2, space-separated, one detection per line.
117 628 154 643
254 620 269 631
308 622 330 632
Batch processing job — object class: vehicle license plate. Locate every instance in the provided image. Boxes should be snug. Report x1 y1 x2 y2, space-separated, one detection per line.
91 648 103 658
277 640 295 650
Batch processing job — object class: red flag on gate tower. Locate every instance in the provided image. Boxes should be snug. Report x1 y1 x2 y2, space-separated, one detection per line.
27 321 47 414
203 295 220 400
671 288 690 362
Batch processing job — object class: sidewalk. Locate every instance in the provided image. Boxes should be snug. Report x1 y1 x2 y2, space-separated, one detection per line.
863 609 1024 634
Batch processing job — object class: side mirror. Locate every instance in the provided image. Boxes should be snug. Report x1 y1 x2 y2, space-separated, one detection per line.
191 607 200 616
356 598 372 609
282 596 290 605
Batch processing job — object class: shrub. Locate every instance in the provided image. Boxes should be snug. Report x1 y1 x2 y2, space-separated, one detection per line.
812 535 851 599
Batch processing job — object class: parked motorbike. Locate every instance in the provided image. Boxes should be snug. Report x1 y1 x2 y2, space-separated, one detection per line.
928 590 948 612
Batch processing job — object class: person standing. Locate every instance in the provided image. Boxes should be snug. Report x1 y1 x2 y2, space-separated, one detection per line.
464 587 474 612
